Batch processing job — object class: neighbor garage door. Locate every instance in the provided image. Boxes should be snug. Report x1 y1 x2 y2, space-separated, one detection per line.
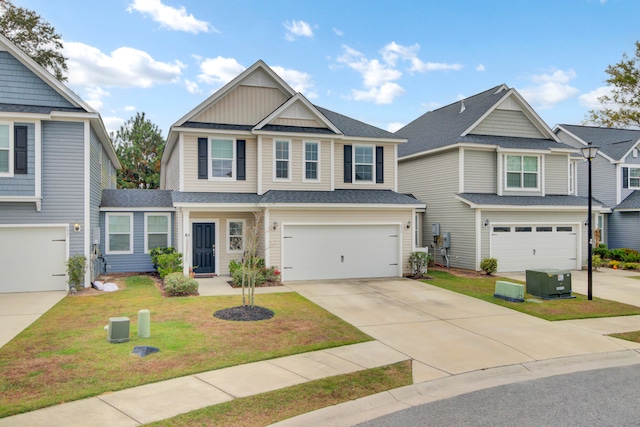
491 224 578 272
282 224 400 281
0 226 68 293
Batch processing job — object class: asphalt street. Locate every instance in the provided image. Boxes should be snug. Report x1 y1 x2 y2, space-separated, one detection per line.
356 364 640 427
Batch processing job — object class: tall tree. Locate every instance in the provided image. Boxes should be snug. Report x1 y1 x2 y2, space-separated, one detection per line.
588 41 640 128
114 112 165 189
0 0 67 81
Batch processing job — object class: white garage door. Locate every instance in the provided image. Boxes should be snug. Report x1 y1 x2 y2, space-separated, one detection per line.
491 224 578 272
282 224 400 281
0 226 68 293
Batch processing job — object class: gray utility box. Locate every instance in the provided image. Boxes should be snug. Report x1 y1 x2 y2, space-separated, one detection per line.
525 270 572 299
108 317 130 343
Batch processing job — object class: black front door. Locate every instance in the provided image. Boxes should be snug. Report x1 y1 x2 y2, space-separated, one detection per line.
193 223 215 274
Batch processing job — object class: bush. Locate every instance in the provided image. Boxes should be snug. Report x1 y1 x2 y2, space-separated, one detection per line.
228 259 242 276
480 257 498 275
157 252 183 279
609 260 623 269
66 255 87 291
592 255 604 271
408 251 432 276
229 257 280 286
164 272 198 296
593 245 611 260
149 246 176 269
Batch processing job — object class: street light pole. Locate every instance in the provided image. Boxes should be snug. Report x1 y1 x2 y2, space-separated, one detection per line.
581 143 600 301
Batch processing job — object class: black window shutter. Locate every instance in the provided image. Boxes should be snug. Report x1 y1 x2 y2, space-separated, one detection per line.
344 145 352 183
623 167 629 189
375 146 384 183
236 139 246 181
14 125 27 174
197 137 207 179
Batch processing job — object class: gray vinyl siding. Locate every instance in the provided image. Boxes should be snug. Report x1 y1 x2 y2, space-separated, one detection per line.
544 154 569 195
473 109 544 139
100 211 175 273
608 211 640 251
463 149 496 193
0 51 75 108
0 122 35 195
622 148 640 164
0 121 85 256
399 148 477 270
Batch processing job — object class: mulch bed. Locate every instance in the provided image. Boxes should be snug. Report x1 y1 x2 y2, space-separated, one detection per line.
213 305 275 321
228 281 283 288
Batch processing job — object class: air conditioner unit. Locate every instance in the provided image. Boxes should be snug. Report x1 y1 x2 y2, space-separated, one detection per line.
108 317 130 343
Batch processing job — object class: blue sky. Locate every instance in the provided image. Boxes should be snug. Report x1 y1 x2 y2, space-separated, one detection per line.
13 0 640 138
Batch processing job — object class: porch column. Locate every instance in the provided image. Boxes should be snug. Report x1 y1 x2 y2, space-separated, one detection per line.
264 208 270 266
182 209 190 276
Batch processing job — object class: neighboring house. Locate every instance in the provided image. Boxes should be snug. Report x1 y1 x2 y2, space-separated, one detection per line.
397 85 605 272
555 124 640 250
0 34 120 293
101 60 425 281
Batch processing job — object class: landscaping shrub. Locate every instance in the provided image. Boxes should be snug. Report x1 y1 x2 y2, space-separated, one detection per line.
228 259 242 276
593 244 611 260
164 272 198 296
157 252 183 279
609 248 640 263
480 257 498 275
624 262 640 270
592 255 604 271
149 246 176 269
229 258 279 286
408 251 432 276
609 260 623 269
66 255 87 291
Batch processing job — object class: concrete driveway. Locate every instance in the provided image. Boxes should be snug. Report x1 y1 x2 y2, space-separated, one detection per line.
286 276 640 383
0 291 66 348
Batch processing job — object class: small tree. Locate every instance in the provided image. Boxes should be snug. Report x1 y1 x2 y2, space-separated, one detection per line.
240 210 264 307
66 255 87 291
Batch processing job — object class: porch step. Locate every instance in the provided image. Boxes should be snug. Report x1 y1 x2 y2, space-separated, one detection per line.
194 273 218 278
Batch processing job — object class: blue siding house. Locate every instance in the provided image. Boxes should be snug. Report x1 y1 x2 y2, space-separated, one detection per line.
0 34 120 293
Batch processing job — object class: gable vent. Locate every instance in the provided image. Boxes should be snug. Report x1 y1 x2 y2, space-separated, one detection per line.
242 69 278 88
281 102 315 120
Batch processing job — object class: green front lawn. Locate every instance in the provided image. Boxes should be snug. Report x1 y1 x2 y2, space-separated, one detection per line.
0 276 371 418
424 270 640 321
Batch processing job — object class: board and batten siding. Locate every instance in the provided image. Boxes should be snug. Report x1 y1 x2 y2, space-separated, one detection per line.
0 122 35 196
399 148 477 270
480 210 588 268
622 148 640 164
544 154 569 195
472 109 545 139
334 141 396 191
261 137 332 192
192 85 288 126
182 134 258 193
0 121 85 257
0 51 75 108
463 149 496 193
268 208 414 276
608 211 640 251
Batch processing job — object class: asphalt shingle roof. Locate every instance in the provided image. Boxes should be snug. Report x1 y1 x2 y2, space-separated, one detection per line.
101 189 174 208
458 134 571 151
616 190 640 210
396 85 510 157
315 106 402 140
0 103 86 114
171 192 263 204
457 193 604 208
558 124 640 161
261 189 424 205
260 124 337 134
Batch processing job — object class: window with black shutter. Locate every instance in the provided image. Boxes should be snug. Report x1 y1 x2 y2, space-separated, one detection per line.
197 137 207 179
375 146 384 183
236 139 246 181
14 125 27 174
344 145 352 183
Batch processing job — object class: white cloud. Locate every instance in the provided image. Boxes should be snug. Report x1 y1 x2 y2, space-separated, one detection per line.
103 116 126 135
284 20 314 41
124 105 136 112
476 64 485 72
271 66 317 99
579 86 614 109
127 0 214 34
333 28 344 36
387 122 404 133
380 42 462 73
518 68 579 109
352 82 405 105
197 56 245 85
184 78 201 94
421 101 443 111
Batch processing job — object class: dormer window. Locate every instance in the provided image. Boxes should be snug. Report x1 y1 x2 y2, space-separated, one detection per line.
506 155 538 189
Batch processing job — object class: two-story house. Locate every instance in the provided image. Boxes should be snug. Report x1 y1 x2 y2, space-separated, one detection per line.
100 60 425 281
555 124 640 250
0 34 120 293
397 85 605 272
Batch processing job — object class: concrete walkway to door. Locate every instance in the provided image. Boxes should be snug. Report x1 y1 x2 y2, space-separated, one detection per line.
0 291 66 349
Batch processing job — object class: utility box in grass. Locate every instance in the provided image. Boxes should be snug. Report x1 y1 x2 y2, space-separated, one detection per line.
525 270 573 299
108 317 130 343
494 281 525 302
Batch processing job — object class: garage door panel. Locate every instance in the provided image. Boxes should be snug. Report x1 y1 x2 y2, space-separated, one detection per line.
283 225 399 281
0 227 68 293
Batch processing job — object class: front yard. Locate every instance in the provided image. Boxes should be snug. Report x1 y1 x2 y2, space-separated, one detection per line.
0 275 371 418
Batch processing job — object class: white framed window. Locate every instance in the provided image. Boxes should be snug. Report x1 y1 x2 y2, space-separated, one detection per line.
144 213 171 253
303 141 320 181
568 161 574 194
505 155 539 190
354 145 374 182
227 219 245 253
0 122 14 176
274 140 290 180
106 213 133 254
210 138 235 179
630 168 640 188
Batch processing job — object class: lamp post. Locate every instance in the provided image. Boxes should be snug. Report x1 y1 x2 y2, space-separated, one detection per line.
581 143 600 301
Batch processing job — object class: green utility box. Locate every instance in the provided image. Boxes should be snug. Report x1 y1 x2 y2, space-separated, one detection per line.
525 269 572 299
494 281 525 302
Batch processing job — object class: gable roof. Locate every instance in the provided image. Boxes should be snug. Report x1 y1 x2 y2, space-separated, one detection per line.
615 190 640 211
254 93 342 135
555 124 640 162
101 189 174 208
396 85 559 158
0 33 119 169
315 106 401 140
